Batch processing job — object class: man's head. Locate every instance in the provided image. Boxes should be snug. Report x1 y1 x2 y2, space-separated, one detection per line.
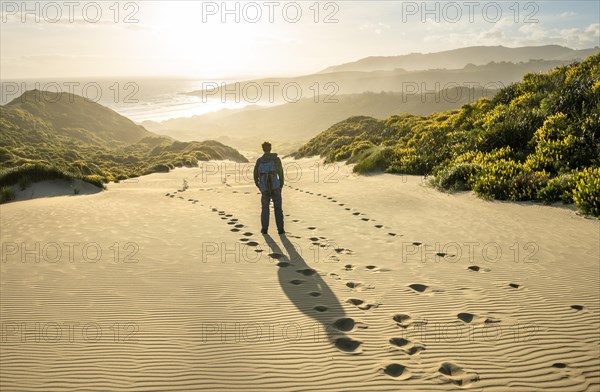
262 141 272 153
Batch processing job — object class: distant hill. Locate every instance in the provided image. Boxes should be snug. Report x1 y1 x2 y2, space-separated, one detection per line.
144 86 498 153
0 91 248 196
293 53 600 216
320 45 599 73
186 58 576 101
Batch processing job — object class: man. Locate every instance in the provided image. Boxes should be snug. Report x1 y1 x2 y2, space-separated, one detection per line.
253 142 285 234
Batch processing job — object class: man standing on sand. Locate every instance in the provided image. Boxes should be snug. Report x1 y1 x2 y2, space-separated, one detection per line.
254 142 285 235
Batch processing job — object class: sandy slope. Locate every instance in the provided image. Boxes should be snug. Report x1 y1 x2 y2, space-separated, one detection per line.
1 156 598 392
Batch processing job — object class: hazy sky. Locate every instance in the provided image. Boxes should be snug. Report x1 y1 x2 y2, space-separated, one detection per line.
1 1 599 79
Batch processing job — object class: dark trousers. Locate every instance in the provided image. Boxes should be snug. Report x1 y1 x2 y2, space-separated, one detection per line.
261 188 284 232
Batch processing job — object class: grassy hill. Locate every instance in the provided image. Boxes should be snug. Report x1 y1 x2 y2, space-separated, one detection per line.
0 90 248 202
293 54 600 216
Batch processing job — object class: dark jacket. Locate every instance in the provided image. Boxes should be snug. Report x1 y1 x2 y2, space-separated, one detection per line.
254 152 284 189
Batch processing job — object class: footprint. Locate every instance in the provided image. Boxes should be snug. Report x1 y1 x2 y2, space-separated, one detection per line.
389 337 410 347
243 232 253 237
346 281 373 291
307 227 317 230
268 253 283 259
438 362 479 387
408 284 429 293
308 291 321 297
347 298 379 310
230 228 241 232
388 232 397 236
457 313 475 323
333 318 355 332
334 337 362 353
383 363 411 380
467 265 490 272
361 218 370 221
412 242 422 246
292 219 299 222
457 312 500 324
290 279 304 285
314 305 328 312
234 224 244 228
276 261 290 267
344 264 355 271
393 314 413 328
509 283 520 289
240 238 249 242
309 237 319 242
352 212 360 216
571 305 584 311
246 241 259 247
389 338 426 355
296 268 317 276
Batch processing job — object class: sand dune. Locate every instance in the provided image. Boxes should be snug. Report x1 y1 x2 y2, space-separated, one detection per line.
1 157 598 391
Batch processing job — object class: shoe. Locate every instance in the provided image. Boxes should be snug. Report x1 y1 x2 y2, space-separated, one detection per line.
278 230 286 235
261 229 268 234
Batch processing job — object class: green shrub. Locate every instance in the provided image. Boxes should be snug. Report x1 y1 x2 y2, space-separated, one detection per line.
0 186 15 203
537 173 575 203
508 170 548 200
353 147 394 173
472 159 522 200
435 162 480 191
18 176 32 190
572 167 600 216
143 164 170 175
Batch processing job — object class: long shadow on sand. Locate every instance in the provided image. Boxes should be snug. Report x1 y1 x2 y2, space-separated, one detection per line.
264 234 360 352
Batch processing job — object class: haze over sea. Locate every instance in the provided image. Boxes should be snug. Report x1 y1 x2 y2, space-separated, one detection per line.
0 77 257 123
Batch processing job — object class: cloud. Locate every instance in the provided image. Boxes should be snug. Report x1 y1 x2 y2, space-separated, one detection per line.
559 11 576 18
359 22 390 35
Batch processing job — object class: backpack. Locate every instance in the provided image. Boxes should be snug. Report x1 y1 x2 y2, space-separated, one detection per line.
258 159 281 193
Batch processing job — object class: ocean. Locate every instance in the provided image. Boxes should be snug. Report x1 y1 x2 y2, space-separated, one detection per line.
0 77 252 123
